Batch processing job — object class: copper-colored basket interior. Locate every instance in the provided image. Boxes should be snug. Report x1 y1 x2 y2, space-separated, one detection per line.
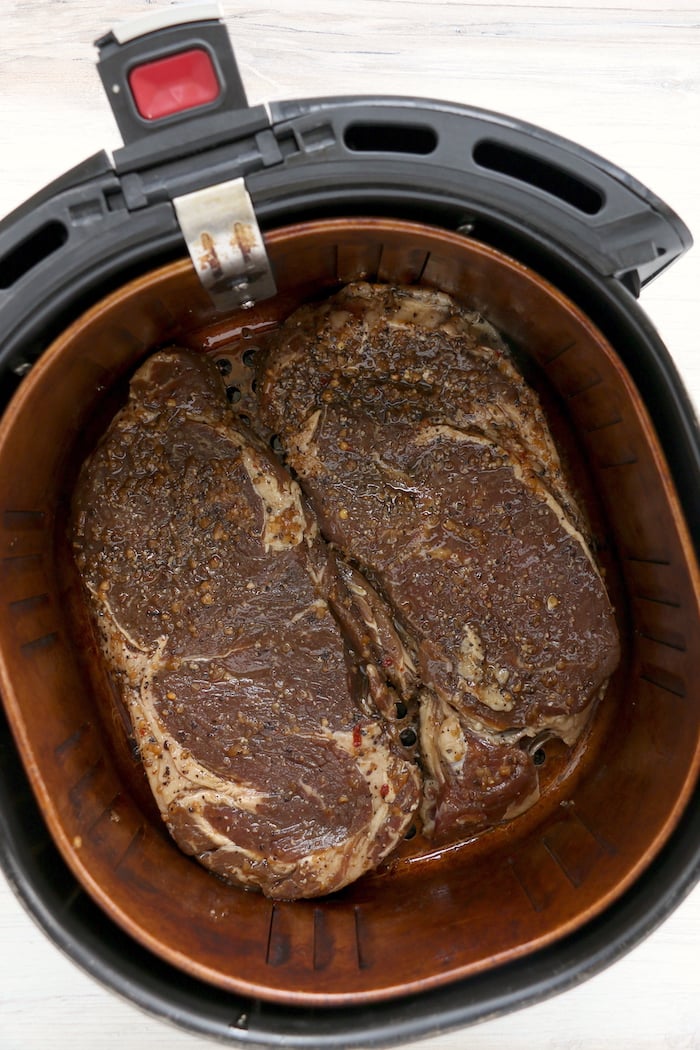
0 218 698 1005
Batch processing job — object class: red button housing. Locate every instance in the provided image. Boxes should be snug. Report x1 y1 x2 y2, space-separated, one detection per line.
129 48 221 121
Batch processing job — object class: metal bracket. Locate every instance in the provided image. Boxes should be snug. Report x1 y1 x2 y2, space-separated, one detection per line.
173 178 277 311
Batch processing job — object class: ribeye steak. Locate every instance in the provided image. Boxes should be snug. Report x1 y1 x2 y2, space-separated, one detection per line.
72 349 421 899
257 283 620 840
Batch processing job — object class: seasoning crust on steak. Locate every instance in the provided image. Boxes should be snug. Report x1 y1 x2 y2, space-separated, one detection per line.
72 349 421 899
257 283 620 841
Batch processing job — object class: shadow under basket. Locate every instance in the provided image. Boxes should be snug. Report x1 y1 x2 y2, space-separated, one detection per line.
0 218 698 1008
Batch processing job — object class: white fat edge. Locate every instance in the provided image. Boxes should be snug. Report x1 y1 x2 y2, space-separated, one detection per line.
292 408 321 452
115 633 412 892
239 445 308 552
459 623 485 673
204 850 298 890
402 644 418 678
83 436 397 896
288 597 330 625
437 712 467 774
339 564 419 679
415 691 442 837
410 426 606 720
356 287 504 355
94 599 271 671
85 586 155 658
537 696 597 746
418 692 468 779
510 457 599 577
345 577 367 597
176 725 420 896
497 393 562 465
294 820 395 894
492 395 584 525
457 623 515 714
332 284 446 339
369 449 420 493
348 283 469 331
456 688 598 749
502 781 541 821
165 785 274 846
287 408 325 476
357 283 453 308
418 693 451 782
356 583 421 680
444 396 559 495
364 609 419 681
363 660 392 704
458 638 601 723
140 712 268 815
457 711 525 746
303 558 327 593
239 724 419 896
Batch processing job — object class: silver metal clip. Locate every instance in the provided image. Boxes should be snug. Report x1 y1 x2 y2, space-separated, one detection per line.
173 177 277 312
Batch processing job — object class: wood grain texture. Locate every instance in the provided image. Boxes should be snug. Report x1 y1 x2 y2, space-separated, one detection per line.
1 1 699 1048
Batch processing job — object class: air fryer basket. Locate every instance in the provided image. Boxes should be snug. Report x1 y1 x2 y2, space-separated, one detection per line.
1 214 699 1012
1 9 699 1048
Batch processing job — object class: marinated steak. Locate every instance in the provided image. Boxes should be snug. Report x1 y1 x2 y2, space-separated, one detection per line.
72 349 421 899
257 283 620 841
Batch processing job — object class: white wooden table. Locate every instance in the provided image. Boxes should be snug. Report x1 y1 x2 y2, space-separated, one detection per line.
1 2 699 1048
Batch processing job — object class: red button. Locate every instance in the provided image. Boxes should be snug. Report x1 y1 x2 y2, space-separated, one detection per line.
129 48 221 121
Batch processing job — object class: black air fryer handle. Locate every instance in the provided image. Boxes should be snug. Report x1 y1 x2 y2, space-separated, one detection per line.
263 96 691 293
0 10 694 383
88 8 689 292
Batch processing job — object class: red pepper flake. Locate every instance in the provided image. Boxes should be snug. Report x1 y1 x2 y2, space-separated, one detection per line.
381 656 394 668
353 724 362 748
380 784 390 798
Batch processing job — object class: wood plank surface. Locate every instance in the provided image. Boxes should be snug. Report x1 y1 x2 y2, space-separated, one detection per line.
1 2 699 1048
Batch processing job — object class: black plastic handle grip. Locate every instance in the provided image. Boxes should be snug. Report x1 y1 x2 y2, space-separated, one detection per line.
0 11 694 387
262 95 692 293
88 9 690 294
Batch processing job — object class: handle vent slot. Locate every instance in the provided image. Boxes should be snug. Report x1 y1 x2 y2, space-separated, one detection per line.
473 139 604 215
344 121 438 155
0 221 68 290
